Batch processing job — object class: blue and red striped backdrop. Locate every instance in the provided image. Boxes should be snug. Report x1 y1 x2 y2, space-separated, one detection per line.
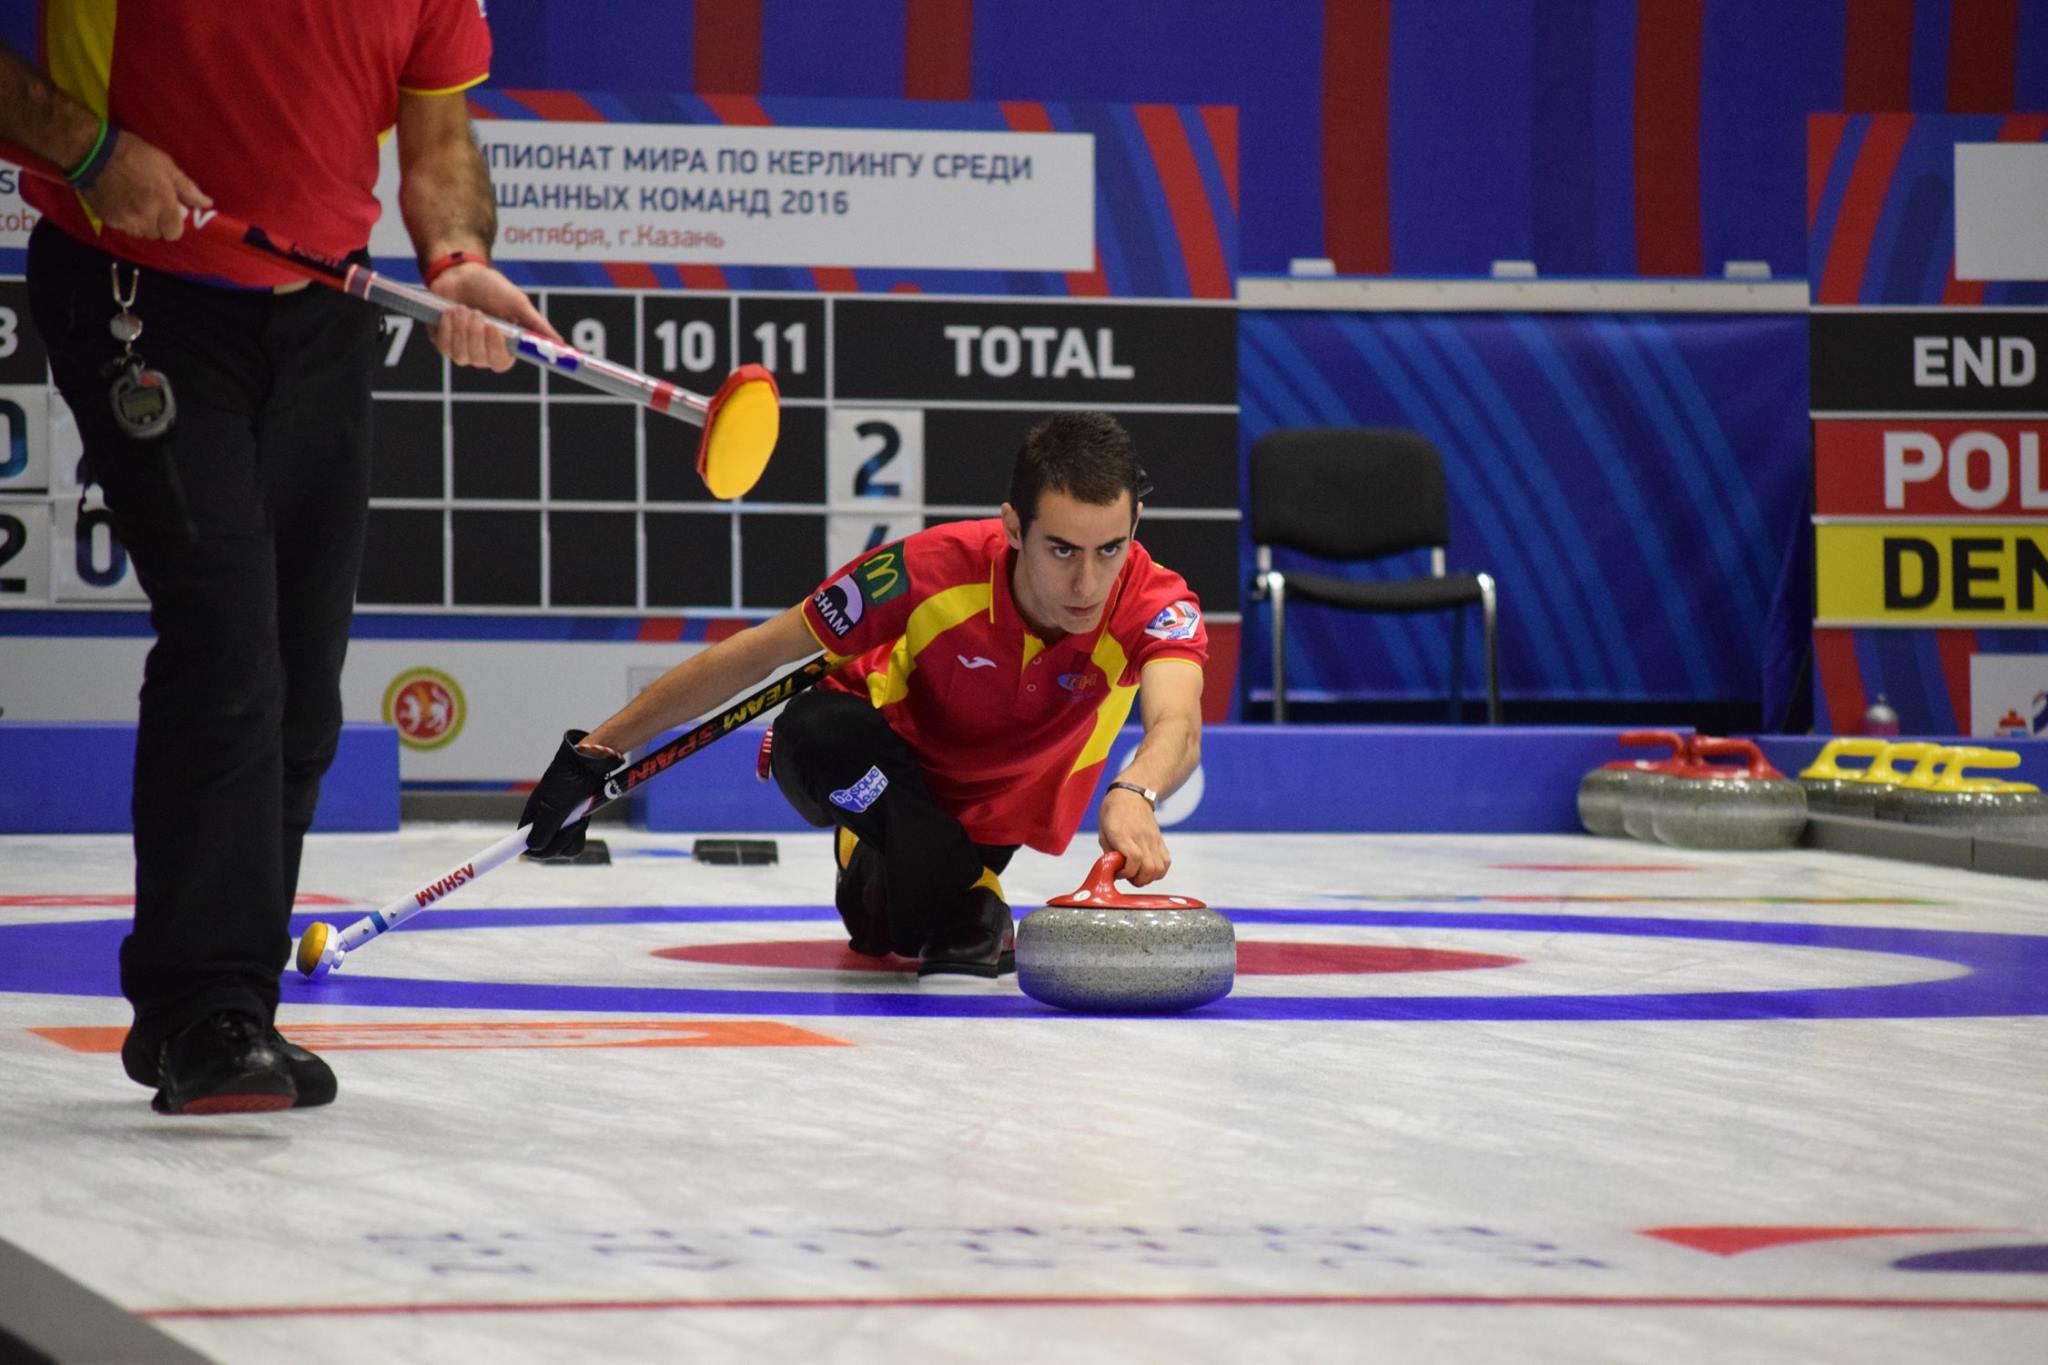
1810 112 2048 306
403 0 2048 281
1815 627 2048 737
6 2 2045 280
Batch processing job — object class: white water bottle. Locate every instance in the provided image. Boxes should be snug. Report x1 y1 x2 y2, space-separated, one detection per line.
1863 694 1900 737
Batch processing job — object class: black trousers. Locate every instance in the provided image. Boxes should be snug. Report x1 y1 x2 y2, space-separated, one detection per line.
27 222 379 1082
769 688 1016 950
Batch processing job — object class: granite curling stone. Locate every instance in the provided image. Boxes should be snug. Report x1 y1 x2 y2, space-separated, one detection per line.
1621 769 1676 841
1871 744 1956 822
1830 740 1936 821
1578 729 1688 838
1017 852 1235 1013
1902 747 2048 839
1649 736 1808 850
1623 734 1722 842
1796 737 1888 817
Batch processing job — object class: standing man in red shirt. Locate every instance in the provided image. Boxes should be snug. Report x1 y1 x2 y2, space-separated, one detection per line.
0 1 560 1113
522 412 1207 977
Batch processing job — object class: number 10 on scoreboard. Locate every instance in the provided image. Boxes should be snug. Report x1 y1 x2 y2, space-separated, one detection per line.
827 407 925 569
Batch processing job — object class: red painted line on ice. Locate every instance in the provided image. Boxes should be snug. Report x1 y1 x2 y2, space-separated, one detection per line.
1645 1225 1991 1256
33 1019 851 1053
1486 865 1697 874
144 1293 2048 1321
0 893 347 907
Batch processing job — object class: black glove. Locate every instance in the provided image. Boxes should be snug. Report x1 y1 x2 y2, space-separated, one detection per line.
521 730 619 858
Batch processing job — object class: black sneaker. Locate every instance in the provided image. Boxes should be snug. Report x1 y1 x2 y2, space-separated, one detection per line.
834 828 893 957
150 1010 296 1115
269 1029 337 1108
918 886 1016 979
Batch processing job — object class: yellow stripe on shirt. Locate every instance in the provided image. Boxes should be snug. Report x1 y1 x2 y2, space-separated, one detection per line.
398 72 491 97
1067 631 1139 776
42 0 116 116
866 581 993 709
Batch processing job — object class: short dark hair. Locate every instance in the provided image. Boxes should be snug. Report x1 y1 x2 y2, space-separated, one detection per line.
1007 412 1145 532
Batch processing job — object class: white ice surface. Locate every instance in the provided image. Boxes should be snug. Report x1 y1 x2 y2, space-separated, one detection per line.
1 828 2044 1363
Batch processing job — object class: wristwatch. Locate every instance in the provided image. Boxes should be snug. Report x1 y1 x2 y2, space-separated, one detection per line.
1106 780 1159 809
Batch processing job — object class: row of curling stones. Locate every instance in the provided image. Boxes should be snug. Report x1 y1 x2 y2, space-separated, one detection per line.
1577 729 1689 837
1800 739 2048 836
1579 733 1807 849
1015 851 1235 1013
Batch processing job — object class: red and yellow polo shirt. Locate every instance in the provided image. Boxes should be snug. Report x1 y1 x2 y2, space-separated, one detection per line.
800 518 1207 854
26 0 491 288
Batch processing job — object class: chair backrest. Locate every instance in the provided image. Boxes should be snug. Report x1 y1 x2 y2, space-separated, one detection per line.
1249 427 1449 562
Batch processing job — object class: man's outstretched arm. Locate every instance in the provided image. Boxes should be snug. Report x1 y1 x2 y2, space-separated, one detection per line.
519 606 827 856
1097 658 1203 885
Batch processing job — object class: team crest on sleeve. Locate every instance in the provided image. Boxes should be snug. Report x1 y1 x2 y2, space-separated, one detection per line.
812 574 866 638
1144 599 1201 641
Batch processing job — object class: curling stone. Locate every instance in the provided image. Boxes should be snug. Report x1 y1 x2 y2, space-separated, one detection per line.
1825 741 1938 820
1578 730 1688 837
1627 736 1711 843
1016 852 1234 1013
1648 737 1808 850
1871 745 1957 822
1621 771 1672 841
1797 737 1889 816
1903 747 2048 839
1620 736 1706 842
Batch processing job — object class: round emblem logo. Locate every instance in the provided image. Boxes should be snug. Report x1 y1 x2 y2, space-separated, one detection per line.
383 667 465 750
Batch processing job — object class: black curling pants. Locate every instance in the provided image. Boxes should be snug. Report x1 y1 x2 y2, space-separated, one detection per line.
27 222 380 1083
768 687 1016 951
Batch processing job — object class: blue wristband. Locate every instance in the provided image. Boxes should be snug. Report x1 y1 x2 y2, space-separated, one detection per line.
68 122 120 190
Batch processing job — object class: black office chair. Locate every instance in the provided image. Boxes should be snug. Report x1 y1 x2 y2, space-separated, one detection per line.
1248 427 1500 724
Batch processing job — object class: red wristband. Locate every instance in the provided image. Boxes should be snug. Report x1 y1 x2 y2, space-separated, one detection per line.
422 250 487 288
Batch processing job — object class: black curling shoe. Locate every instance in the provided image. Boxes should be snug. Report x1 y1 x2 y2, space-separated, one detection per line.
269 1029 337 1108
918 887 1016 979
150 1010 296 1115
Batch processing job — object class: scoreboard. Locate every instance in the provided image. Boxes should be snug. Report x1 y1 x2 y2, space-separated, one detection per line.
0 280 1241 619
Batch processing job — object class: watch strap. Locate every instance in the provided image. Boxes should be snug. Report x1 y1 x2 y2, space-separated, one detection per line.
1106 780 1158 808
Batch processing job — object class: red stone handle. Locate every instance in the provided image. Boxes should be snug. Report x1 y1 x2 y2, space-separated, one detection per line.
1689 736 1784 780
1081 851 1127 898
1047 850 1209 910
1604 730 1690 772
